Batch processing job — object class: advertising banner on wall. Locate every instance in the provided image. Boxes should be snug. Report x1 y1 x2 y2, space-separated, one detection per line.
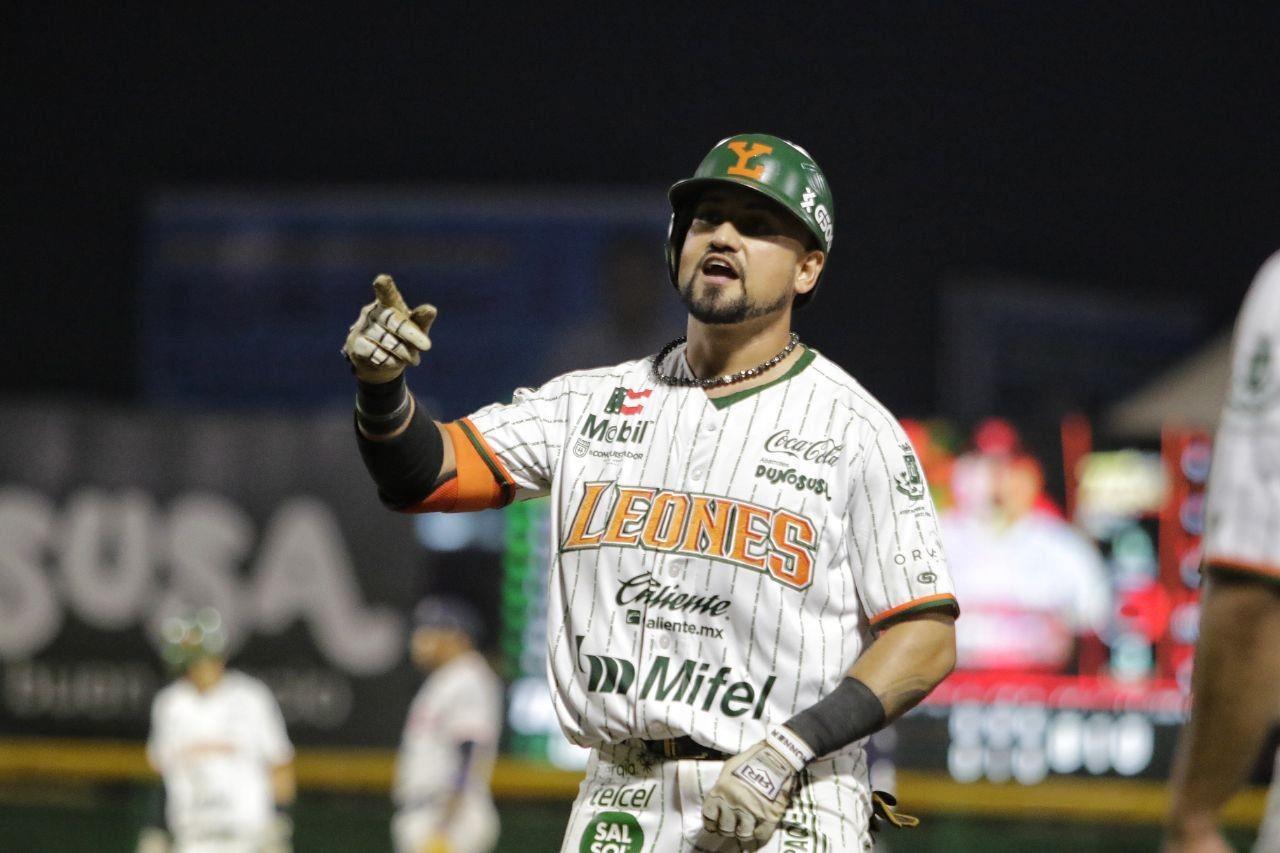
0 402 438 747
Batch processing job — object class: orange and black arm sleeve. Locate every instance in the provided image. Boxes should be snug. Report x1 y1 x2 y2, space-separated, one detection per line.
400 419 517 513
355 383 446 509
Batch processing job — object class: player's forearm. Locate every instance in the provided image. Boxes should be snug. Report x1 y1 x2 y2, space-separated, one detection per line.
847 612 956 722
354 375 457 507
775 613 955 764
1168 572 1280 829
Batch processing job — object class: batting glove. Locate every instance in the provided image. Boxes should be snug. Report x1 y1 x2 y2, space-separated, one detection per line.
343 274 437 384
701 725 815 844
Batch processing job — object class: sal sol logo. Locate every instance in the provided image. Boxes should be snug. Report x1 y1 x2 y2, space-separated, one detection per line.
579 811 644 853
726 140 774 179
893 443 925 501
604 387 652 416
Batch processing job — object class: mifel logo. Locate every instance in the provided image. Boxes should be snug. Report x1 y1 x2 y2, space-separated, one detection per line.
726 141 774 179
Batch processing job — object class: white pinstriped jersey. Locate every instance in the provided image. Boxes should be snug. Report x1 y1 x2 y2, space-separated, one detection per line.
465 345 957 758
1205 251 1280 577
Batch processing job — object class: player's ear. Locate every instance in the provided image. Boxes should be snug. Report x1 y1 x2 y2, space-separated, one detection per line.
794 250 824 297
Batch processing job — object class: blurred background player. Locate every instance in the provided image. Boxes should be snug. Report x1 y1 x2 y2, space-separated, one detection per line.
138 608 296 853
393 597 503 853
1165 251 1280 853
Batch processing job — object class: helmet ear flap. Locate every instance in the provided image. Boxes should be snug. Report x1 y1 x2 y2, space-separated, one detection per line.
666 207 695 289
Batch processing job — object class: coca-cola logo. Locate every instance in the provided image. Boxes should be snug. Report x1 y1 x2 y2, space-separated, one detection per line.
762 430 843 466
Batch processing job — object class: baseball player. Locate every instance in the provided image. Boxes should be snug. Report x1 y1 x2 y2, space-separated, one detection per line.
1166 251 1280 853
346 133 959 851
393 597 503 853
139 609 296 853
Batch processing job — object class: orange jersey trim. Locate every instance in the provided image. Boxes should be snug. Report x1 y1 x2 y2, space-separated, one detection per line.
870 593 960 628
1203 556 1280 581
456 417 517 492
402 420 515 513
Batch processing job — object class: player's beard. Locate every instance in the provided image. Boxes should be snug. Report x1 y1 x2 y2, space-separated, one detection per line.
678 272 791 325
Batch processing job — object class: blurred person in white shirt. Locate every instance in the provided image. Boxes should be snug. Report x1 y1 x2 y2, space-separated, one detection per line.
393 597 503 853
138 608 295 853
943 442 1110 672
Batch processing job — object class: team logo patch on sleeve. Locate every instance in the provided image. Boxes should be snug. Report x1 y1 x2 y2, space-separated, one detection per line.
893 444 925 501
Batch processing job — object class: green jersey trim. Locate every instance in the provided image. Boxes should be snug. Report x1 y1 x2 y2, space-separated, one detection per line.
707 348 817 411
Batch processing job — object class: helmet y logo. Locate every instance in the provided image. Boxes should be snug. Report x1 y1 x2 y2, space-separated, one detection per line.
726 141 774 179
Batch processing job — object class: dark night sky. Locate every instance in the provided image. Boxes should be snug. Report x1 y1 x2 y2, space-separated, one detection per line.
7 3 1280 414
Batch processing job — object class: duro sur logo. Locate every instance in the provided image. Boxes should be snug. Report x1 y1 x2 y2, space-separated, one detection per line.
754 464 830 500
762 429 843 466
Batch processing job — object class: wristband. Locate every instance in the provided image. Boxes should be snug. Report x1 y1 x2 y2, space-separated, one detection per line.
782 676 886 761
356 374 410 434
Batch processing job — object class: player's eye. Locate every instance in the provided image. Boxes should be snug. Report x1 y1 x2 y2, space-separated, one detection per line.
692 207 724 226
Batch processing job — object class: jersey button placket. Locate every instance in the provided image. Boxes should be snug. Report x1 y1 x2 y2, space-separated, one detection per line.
685 401 722 489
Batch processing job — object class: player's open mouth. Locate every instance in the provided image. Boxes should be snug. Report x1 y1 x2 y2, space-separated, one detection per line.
700 255 740 282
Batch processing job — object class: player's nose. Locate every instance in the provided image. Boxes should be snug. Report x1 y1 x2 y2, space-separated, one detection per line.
708 219 744 252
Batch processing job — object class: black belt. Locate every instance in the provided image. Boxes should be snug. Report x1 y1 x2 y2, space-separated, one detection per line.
641 735 731 761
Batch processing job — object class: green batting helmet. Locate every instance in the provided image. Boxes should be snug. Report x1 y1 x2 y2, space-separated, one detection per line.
667 133 835 308
160 607 228 672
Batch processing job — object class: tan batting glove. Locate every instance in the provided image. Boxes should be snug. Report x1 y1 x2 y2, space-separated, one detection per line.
342 274 438 384
701 726 814 844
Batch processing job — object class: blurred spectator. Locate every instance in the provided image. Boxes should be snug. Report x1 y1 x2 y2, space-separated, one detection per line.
940 423 1111 672
393 597 503 853
139 608 295 853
